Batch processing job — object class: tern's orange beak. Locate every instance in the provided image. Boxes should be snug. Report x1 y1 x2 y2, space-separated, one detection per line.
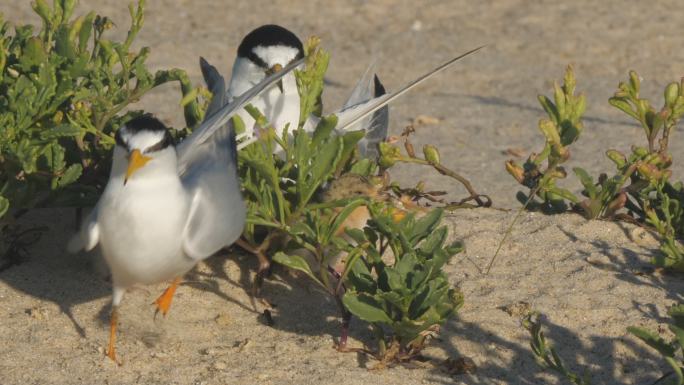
124 149 152 185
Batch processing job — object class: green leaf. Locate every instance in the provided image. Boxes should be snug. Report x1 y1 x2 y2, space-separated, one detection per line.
381 267 405 293
78 12 95 53
326 198 367 243
445 240 464 256
409 208 444 245
670 305 684 329
395 252 418 281
57 163 82 187
539 119 561 145
346 259 376 293
40 124 83 139
342 292 392 324
335 129 365 174
19 37 46 70
0 196 9 218
32 0 52 25
409 280 448 319
419 226 448 256
272 252 321 286
349 158 377 176
344 228 367 244
54 25 76 59
537 94 559 125
311 114 338 147
627 326 676 357
573 167 597 197
669 324 684 353
609 97 638 120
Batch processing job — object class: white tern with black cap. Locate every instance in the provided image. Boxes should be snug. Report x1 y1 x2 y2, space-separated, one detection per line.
67 56 304 363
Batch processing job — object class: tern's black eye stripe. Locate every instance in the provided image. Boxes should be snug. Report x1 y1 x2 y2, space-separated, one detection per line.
114 114 174 153
245 52 268 69
143 132 174 154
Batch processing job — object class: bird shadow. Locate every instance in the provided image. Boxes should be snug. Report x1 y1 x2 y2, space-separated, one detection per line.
0 208 111 338
185 251 379 361
184 249 260 314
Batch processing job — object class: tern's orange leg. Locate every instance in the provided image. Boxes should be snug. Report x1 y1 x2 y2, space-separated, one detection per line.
154 277 181 317
106 306 119 363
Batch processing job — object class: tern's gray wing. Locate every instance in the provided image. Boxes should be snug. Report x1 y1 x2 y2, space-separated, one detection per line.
344 70 388 159
176 56 305 174
180 58 246 260
333 46 484 134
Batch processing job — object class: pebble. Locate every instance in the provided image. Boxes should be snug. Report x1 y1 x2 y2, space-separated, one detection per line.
214 313 231 326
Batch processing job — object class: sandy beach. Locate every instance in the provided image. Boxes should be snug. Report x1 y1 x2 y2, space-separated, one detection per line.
1 1 683 384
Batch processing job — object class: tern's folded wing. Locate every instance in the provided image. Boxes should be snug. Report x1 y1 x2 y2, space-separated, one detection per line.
181 148 246 260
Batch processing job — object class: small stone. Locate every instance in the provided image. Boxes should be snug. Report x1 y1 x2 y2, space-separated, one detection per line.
212 361 227 370
233 338 251 352
214 313 231 326
413 115 440 126
202 347 217 356
498 301 532 318
26 306 49 321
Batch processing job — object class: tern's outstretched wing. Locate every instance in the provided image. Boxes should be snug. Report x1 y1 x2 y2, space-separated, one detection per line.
301 65 388 158
340 66 389 159
176 56 304 174
302 47 482 157
334 46 484 134
179 58 246 260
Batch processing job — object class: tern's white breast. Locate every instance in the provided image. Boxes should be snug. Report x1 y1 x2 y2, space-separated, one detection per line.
98 175 193 287
230 72 300 136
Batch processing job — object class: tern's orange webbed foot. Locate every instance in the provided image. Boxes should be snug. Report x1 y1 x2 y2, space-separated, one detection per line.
153 277 181 318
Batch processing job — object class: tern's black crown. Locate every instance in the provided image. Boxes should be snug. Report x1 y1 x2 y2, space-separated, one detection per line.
115 114 174 152
237 24 304 68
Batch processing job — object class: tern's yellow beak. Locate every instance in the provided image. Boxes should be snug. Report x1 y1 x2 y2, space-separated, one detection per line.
124 149 152 185
266 63 284 93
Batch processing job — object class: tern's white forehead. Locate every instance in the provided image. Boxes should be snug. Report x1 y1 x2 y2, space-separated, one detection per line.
251 45 300 68
118 125 167 151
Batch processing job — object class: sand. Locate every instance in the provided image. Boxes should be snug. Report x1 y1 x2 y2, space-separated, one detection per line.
1 1 683 384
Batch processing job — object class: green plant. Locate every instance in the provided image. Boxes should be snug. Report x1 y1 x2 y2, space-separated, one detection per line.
505 65 585 213
524 307 684 385
505 67 684 271
379 124 491 208
608 74 684 270
523 312 592 385
628 304 684 385
0 0 203 218
341 206 464 366
0 0 207 267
